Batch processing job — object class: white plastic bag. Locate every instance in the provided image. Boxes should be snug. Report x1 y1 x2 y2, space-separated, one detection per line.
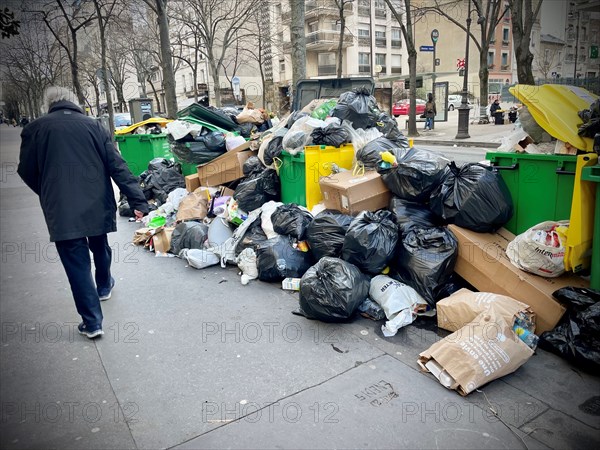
260 200 283 239
282 116 327 155
225 134 246 151
166 120 204 140
369 275 428 337
496 128 529 152
237 248 258 284
180 248 220 269
506 221 569 278
341 120 382 152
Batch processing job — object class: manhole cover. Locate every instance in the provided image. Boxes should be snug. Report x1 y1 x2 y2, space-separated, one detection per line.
579 396 600 416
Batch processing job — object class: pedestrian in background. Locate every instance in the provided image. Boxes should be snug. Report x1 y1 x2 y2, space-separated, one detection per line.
424 92 437 130
18 86 149 339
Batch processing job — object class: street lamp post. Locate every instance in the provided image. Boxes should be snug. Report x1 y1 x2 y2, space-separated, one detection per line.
455 1 473 139
570 8 580 79
456 1 485 140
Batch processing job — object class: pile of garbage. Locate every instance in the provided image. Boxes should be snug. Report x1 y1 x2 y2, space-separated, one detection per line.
120 86 596 396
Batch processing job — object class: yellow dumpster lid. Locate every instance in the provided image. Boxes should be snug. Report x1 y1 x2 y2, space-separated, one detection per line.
114 117 173 135
509 84 598 152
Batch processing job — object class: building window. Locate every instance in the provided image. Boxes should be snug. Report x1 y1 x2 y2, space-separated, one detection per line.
501 52 509 69
358 0 369 16
318 52 336 75
502 28 509 44
376 53 386 74
329 20 341 32
358 27 370 46
391 27 402 48
308 21 318 33
488 51 495 67
391 54 402 73
182 75 186 92
359 52 371 73
279 59 285 72
375 26 386 47
375 0 386 18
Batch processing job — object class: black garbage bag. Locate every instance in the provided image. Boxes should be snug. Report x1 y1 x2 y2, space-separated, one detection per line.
430 162 513 232
433 273 474 302
577 99 600 138
234 169 280 212
170 139 226 165
331 87 379 129
380 147 450 203
539 287 600 373
356 137 408 170
306 210 353 261
264 136 284 166
310 124 350 147
298 257 370 322
342 210 399 274
376 112 410 148
389 196 440 234
256 235 313 281
193 130 226 151
170 221 209 255
286 111 309 129
271 204 313 240
392 226 458 306
141 158 185 203
235 122 255 138
235 216 268 255
243 156 266 177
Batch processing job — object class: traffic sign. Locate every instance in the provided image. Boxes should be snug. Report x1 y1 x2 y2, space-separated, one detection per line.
420 45 434 52
431 29 439 43
232 76 241 85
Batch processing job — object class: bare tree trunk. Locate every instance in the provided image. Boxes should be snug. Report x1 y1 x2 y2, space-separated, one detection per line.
147 77 162 112
478 50 490 123
290 0 306 89
407 48 419 137
155 0 178 117
510 0 542 84
209 59 221 107
68 29 86 106
336 3 346 78
94 0 115 133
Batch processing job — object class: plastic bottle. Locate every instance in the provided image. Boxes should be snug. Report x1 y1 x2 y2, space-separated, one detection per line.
513 312 539 349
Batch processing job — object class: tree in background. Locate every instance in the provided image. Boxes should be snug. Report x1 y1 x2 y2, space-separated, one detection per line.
385 0 420 137
170 0 261 107
290 0 306 90
334 0 353 78
141 0 178 117
1 7 20 38
508 0 543 84
422 0 505 123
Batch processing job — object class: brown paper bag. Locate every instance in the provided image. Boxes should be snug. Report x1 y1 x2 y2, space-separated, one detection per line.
152 226 175 253
132 227 156 246
418 307 534 396
176 189 209 221
437 288 535 333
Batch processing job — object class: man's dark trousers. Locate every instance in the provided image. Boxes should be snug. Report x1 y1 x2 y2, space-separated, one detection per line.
55 234 111 330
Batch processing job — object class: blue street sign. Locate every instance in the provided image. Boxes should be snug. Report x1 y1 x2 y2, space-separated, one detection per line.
420 45 435 52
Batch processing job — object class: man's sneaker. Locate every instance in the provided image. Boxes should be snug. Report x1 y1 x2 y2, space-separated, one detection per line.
78 322 104 339
98 277 115 301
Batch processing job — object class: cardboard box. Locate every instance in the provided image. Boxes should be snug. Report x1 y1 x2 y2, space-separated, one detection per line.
319 170 391 215
185 173 201 192
448 224 589 333
152 226 175 254
197 141 255 187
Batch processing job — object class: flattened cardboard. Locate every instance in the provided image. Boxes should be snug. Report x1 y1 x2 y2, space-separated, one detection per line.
185 173 201 192
198 150 256 187
319 170 391 215
448 224 589 333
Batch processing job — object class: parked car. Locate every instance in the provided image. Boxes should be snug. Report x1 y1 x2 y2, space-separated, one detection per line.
392 99 426 117
114 113 132 129
447 95 473 111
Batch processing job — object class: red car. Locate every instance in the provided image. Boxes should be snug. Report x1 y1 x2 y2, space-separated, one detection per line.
392 99 426 117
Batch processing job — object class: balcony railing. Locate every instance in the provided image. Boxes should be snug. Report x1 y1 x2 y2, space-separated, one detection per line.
488 63 495 69
358 6 369 16
501 64 510 70
306 1 353 18
502 39 509 45
359 64 371 73
375 37 386 47
391 39 402 48
306 31 354 48
375 8 387 19
318 64 337 76
391 66 402 74
358 36 370 46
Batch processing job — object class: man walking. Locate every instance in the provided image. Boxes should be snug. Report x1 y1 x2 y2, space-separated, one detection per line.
18 86 149 339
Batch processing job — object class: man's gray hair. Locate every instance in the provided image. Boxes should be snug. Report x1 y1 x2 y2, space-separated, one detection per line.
45 86 79 110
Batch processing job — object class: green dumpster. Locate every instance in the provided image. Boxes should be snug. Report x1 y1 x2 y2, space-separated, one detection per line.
486 152 578 235
115 133 172 176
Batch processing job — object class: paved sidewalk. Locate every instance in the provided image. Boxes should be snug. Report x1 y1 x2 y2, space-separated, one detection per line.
1 125 599 449
397 108 516 148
